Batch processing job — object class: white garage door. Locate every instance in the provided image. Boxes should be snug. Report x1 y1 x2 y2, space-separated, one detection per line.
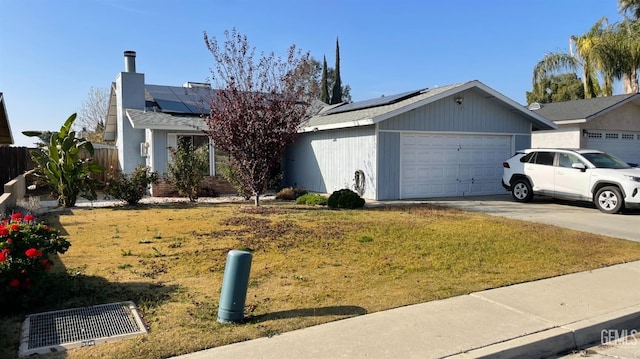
585 131 640 164
400 134 512 199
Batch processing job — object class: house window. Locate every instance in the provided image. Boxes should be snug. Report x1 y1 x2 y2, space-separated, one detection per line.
213 148 229 176
170 134 229 176
178 135 211 174
587 132 602 139
605 133 619 139
622 134 634 140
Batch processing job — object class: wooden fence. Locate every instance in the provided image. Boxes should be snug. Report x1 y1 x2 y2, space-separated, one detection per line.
0 146 119 185
88 148 120 183
0 147 34 185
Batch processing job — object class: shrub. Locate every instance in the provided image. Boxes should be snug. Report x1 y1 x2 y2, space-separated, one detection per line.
276 187 308 201
23 113 104 207
218 159 252 200
0 213 70 306
296 193 328 206
167 140 209 202
105 165 159 205
327 189 365 209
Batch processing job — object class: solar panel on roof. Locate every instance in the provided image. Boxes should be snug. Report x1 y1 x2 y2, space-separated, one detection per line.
154 98 191 113
146 85 207 114
174 89 210 114
323 89 424 115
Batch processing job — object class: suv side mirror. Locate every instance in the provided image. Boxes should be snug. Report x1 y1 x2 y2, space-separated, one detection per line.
572 163 587 171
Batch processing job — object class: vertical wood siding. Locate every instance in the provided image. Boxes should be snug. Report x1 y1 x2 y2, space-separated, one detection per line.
379 89 531 134
284 126 377 198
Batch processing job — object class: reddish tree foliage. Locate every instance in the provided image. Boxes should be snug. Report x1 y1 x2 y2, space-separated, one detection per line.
202 28 318 206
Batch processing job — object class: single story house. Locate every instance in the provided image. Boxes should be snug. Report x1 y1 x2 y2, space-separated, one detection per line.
104 51 555 200
0 92 14 146
530 94 640 164
282 81 556 200
104 51 234 196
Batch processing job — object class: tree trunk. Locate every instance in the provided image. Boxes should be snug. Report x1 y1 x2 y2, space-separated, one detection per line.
623 72 639 94
254 193 260 207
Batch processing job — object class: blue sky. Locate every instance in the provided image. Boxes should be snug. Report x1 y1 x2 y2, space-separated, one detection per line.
0 0 626 147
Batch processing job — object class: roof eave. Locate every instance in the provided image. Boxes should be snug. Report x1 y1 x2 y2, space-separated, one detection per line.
104 83 118 142
300 118 375 132
555 119 587 125
125 109 206 132
0 93 14 145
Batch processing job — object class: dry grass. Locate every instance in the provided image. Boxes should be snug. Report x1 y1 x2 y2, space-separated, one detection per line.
2 202 640 358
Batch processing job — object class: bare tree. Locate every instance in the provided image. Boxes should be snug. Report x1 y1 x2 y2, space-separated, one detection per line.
77 86 109 143
202 28 317 206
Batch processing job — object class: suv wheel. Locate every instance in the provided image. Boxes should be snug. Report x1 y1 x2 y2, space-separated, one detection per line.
594 186 623 214
511 179 533 203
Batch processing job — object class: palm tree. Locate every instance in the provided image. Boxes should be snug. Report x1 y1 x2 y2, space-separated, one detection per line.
593 19 640 93
533 18 611 98
619 0 640 19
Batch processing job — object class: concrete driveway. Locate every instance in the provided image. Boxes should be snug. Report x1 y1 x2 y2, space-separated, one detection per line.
423 194 640 242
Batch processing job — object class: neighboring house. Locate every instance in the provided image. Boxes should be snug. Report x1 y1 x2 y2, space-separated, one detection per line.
104 51 234 196
283 81 556 200
0 92 14 146
530 94 640 165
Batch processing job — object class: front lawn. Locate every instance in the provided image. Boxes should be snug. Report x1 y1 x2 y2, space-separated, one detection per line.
2 202 640 359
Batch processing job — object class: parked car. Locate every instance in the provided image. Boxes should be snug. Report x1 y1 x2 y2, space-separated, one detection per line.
502 148 640 214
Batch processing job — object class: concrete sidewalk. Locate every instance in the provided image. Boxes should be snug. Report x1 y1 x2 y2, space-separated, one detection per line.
172 261 640 359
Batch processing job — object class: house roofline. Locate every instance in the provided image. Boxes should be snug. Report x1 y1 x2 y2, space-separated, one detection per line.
126 109 206 131
104 83 118 142
0 92 14 145
300 118 375 132
302 80 557 132
555 119 587 125
584 93 640 122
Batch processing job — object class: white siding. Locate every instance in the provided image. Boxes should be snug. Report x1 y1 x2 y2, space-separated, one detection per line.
531 126 581 149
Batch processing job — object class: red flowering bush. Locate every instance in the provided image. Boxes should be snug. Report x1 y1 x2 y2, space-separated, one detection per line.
0 212 70 298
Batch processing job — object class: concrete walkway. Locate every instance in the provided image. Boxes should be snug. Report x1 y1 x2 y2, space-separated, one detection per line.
172 261 640 359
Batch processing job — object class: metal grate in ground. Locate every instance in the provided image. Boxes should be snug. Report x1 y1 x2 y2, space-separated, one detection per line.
19 301 147 357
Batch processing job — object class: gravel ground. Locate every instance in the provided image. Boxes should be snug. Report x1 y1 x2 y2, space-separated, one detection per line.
27 194 275 213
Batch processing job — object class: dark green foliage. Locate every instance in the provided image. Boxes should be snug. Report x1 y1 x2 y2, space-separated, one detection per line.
0 213 71 309
330 38 343 105
22 113 104 207
167 140 209 202
275 187 308 201
327 189 365 209
296 193 328 206
105 165 159 205
320 56 330 104
527 73 585 104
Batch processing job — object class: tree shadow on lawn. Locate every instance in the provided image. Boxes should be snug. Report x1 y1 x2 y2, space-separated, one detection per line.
0 273 180 359
246 305 367 323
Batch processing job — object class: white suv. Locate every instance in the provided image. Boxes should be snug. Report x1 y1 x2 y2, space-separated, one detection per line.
502 149 640 214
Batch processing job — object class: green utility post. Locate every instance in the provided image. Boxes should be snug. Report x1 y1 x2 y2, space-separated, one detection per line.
217 250 252 323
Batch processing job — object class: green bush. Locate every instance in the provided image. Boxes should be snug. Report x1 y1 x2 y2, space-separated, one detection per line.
218 159 252 200
296 193 328 206
105 165 159 205
327 189 365 209
275 187 307 201
167 140 209 202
